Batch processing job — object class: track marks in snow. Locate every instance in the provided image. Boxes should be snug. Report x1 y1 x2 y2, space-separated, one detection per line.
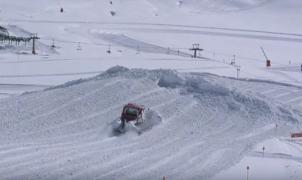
19 86 165 139
0 67 301 180
218 76 302 111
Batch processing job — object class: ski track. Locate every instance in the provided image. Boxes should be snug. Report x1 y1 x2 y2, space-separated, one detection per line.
93 33 191 57
17 84 165 138
98 27 302 43
0 67 301 180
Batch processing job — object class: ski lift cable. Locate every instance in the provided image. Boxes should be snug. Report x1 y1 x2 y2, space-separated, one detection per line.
0 56 220 65
38 37 289 66
40 37 111 47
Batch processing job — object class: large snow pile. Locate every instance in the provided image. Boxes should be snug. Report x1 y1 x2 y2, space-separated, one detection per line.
0 66 301 180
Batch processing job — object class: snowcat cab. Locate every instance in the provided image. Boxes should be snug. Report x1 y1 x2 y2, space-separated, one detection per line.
119 103 144 129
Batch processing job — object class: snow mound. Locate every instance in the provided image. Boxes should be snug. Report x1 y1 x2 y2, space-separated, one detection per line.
0 66 301 180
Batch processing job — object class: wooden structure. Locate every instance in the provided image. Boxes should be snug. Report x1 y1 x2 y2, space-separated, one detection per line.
1 36 31 44
0 26 39 54
0 34 32 46
0 26 9 36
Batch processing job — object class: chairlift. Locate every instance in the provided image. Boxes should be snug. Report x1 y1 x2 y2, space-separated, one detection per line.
107 45 111 54
51 39 56 48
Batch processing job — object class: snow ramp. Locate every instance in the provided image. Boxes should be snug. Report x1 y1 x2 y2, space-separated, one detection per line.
0 66 301 180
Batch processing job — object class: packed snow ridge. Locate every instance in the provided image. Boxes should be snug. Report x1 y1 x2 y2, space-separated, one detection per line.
0 66 301 180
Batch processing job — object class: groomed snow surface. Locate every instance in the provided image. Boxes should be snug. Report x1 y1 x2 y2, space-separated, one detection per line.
1 0 302 179
0 66 301 180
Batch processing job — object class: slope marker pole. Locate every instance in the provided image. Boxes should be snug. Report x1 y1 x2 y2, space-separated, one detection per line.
246 166 250 180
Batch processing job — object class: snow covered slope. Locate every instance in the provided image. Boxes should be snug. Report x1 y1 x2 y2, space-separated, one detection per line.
213 138 302 180
0 66 301 180
1 0 302 179
0 0 302 86
148 0 271 12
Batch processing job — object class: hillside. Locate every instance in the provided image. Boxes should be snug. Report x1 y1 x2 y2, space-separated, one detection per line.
0 0 302 179
0 0 302 86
